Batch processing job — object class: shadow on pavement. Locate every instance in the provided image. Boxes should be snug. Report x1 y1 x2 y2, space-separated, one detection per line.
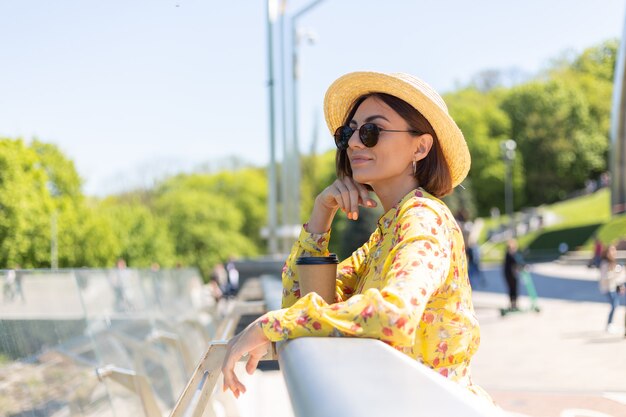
473 266 625 305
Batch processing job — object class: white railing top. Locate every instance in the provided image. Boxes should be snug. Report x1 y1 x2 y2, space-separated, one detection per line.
278 337 504 417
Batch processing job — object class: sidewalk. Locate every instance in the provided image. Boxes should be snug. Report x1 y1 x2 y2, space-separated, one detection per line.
471 263 626 416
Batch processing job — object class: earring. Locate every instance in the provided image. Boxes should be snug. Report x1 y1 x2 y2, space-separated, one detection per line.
412 160 417 176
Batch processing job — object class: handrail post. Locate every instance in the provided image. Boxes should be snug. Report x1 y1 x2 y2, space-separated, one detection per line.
149 329 195 374
96 365 162 417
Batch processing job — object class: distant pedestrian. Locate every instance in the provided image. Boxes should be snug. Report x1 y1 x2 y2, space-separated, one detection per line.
13 265 25 303
211 263 229 297
150 262 163 306
622 286 626 337
225 256 240 296
3 269 16 302
588 237 603 269
503 239 523 311
110 258 130 311
598 244 625 334
466 244 484 288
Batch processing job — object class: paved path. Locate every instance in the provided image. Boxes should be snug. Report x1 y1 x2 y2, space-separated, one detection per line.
471 263 626 417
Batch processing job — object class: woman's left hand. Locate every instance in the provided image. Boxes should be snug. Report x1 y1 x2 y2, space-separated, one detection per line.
221 318 271 398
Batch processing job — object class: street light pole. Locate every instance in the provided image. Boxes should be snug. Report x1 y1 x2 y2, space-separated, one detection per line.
266 0 279 255
279 0 290 254
501 139 517 237
290 0 324 230
51 210 58 269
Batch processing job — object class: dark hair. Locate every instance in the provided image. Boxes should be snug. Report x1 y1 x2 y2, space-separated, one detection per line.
335 93 453 197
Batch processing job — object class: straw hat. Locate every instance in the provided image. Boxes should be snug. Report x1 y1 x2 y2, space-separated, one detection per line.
323 71 470 188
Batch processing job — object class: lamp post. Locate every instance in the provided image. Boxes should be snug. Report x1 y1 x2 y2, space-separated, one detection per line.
51 210 58 269
290 0 324 231
501 139 517 236
279 0 290 254
266 0 279 255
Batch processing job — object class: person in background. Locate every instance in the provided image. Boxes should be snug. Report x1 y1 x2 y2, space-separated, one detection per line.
588 237 603 269
211 263 229 298
13 265 25 303
503 239 522 311
466 244 483 288
220 71 492 402
110 258 129 311
598 244 625 334
225 256 240 296
3 268 16 302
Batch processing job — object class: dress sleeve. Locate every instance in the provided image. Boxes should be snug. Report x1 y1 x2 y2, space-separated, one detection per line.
281 224 370 308
262 206 450 348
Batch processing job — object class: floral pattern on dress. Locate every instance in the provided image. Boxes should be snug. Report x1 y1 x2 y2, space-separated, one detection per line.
260 188 489 400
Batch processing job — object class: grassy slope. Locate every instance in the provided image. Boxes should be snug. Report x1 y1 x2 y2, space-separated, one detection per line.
479 188 626 262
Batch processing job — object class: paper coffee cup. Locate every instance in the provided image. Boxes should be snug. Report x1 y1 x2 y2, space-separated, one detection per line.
296 254 339 304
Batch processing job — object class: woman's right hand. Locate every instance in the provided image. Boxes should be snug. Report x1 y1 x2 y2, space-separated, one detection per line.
307 177 377 233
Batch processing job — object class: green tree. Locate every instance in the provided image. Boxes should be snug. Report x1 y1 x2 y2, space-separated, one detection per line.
300 149 337 223
445 88 522 215
501 79 606 205
97 198 175 267
30 140 91 267
203 169 268 249
154 184 258 279
73 201 120 267
31 140 83 200
550 39 617 146
571 39 618 83
0 139 54 268
156 169 268 251
28 140 123 268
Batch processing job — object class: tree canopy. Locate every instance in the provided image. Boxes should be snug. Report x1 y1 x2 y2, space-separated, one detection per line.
0 39 618 272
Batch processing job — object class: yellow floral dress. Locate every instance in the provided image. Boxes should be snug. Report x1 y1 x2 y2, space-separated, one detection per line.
260 188 489 399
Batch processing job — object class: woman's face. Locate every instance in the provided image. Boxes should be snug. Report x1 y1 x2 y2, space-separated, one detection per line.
346 96 424 189
608 245 617 258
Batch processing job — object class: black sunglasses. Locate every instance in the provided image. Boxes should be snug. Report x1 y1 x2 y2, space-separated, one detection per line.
334 123 422 150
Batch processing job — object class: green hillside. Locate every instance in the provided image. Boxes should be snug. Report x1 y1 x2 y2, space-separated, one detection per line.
479 188 626 262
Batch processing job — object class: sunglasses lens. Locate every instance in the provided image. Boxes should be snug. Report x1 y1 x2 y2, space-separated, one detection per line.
359 123 379 147
334 126 354 150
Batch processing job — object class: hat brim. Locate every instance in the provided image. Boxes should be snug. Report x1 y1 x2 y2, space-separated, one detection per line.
323 71 470 188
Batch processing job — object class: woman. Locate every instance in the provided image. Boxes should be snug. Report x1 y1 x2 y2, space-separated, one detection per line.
221 71 490 400
599 244 624 333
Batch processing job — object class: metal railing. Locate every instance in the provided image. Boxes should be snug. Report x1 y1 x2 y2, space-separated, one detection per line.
168 275 505 417
278 337 503 417
168 284 272 417
1 267 505 417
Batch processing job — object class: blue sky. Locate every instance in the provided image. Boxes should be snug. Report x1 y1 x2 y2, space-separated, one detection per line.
1 0 624 195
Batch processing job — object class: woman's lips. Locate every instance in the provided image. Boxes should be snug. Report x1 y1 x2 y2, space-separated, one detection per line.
350 155 371 165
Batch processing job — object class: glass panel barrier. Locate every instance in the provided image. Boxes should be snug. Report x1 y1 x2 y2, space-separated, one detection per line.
0 269 117 417
147 269 214 362
0 267 211 417
75 268 184 414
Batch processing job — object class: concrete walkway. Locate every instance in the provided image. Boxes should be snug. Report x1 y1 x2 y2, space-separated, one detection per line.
471 263 626 417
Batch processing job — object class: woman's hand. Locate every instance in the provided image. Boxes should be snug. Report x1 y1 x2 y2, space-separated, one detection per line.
221 319 270 398
308 177 377 233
